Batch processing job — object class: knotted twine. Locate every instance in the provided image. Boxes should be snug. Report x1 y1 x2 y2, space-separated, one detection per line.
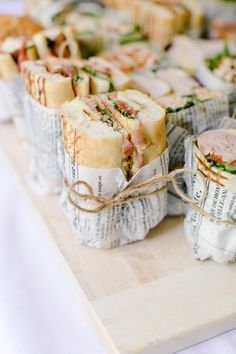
64 167 236 226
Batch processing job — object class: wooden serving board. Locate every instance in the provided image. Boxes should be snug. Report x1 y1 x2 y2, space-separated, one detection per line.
1 121 236 354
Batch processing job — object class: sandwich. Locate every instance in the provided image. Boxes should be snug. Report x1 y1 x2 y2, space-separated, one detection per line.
197 129 236 190
152 0 190 33
131 67 200 98
0 36 38 79
156 87 223 113
21 57 130 108
61 89 166 179
206 44 236 84
80 57 130 93
101 42 161 73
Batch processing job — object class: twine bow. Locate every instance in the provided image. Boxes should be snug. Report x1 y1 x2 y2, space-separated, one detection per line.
64 167 236 226
64 168 198 213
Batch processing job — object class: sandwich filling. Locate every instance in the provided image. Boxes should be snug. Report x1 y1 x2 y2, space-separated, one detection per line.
156 87 223 113
197 129 236 174
101 43 160 73
206 44 236 84
0 37 38 67
79 93 149 178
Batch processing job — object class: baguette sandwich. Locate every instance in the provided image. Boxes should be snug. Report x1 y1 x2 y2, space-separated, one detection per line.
101 42 161 73
61 89 166 179
0 36 38 79
21 57 130 108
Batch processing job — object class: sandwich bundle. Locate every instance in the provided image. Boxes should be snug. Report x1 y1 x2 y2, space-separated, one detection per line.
184 126 236 263
60 89 168 248
101 42 162 73
164 87 236 216
131 67 201 98
197 44 236 94
21 57 130 194
131 65 235 216
131 65 233 167
0 28 41 136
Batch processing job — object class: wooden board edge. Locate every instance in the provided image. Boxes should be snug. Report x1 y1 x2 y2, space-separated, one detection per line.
143 315 236 354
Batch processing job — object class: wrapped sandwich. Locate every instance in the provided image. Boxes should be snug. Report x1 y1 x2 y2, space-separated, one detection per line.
60 89 168 248
167 35 226 75
161 85 235 138
101 42 162 73
185 128 236 263
21 57 130 194
131 67 200 98
197 44 236 93
0 14 42 131
0 36 39 137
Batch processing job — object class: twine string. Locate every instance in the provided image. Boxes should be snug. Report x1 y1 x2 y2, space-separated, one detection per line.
65 167 236 226
65 168 196 213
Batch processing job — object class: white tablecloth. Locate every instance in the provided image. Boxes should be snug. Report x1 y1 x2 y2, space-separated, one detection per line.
1 1 236 353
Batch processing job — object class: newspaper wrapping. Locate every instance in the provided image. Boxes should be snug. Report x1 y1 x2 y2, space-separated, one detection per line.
24 93 63 195
167 94 230 134
166 94 233 216
0 75 25 135
59 146 169 248
184 133 236 264
167 122 190 215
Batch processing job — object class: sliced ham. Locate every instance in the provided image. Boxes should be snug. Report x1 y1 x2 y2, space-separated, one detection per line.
131 124 147 152
122 138 134 158
197 129 236 163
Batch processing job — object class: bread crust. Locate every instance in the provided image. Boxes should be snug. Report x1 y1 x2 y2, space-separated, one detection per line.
21 60 75 108
61 103 123 168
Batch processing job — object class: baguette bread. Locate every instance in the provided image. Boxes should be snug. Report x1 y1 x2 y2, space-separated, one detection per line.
21 60 75 108
0 37 39 79
61 89 166 178
21 57 131 107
